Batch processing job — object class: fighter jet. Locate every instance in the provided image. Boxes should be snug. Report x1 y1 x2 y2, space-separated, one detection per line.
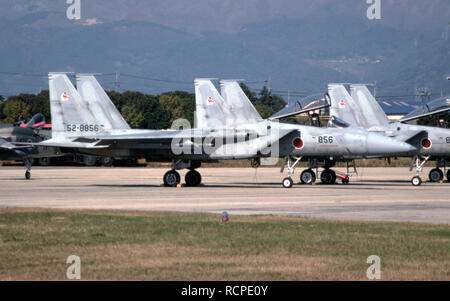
328 84 450 185
0 113 61 179
36 73 300 187
36 73 417 188
219 80 424 186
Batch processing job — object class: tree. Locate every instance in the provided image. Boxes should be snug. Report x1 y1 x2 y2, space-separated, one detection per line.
1 99 30 124
250 85 286 118
159 93 185 125
239 82 257 103
120 91 171 129
120 104 145 128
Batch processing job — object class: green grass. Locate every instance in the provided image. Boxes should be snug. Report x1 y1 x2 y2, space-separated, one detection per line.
0 209 449 280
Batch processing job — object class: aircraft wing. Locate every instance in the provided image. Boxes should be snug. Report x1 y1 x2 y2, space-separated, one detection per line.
0 138 17 150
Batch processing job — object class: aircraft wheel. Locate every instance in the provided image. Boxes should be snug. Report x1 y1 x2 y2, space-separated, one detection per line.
185 170 202 187
25 171 31 180
83 155 97 166
282 177 294 188
320 169 336 185
428 168 443 182
163 170 181 187
38 157 51 166
411 176 422 187
447 170 450 182
102 157 114 167
300 169 316 184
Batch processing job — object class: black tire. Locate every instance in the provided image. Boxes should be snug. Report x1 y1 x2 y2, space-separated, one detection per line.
102 157 114 167
38 157 51 166
83 155 97 166
447 170 450 182
300 169 316 184
163 170 181 187
411 176 422 186
25 171 31 180
282 177 293 188
428 168 443 182
185 170 202 187
320 169 336 185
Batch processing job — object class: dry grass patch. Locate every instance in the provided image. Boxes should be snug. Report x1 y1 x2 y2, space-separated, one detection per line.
0 209 449 280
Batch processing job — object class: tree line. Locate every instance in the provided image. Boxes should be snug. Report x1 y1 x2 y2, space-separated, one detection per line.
0 83 286 128
1 85 446 128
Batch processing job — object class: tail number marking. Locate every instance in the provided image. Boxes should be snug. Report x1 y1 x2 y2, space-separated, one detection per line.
67 124 104 132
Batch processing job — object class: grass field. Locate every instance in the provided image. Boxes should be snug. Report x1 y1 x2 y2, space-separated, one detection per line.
0 209 449 280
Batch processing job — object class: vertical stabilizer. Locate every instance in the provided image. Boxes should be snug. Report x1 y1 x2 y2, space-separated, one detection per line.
49 73 100 138
328 84 369 127
76 74 130 130
220 80 262 124
350 84 390 127
195 79 231 128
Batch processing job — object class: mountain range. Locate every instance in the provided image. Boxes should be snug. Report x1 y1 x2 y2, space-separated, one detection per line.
0 0 448 99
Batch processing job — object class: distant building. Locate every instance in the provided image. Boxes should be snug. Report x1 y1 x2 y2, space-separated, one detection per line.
377 100 423 121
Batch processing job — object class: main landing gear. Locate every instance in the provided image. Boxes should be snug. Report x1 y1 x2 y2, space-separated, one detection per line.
320 169 337 185
428 168 443 183
163 170 181 187
163 169 202 187
163 160 202 187
300 169 316 184
428 160 449 183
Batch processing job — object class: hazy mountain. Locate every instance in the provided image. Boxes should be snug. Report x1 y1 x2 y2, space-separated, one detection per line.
0 0 448 98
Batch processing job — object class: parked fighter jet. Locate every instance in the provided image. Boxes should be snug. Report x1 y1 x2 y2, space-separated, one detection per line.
0 113 61 179
328 84 450 185
219 80 425 186
36 73 417 188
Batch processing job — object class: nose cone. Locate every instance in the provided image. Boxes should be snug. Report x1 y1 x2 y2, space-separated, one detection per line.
367 132 418 156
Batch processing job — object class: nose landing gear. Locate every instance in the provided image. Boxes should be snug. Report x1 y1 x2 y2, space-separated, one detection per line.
24 158 32 180
410 155 431 186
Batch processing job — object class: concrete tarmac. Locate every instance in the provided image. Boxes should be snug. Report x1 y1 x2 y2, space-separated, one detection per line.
0 166 449 224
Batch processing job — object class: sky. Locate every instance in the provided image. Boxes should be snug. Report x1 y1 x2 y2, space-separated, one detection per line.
0 0 448 97
1 0 448 33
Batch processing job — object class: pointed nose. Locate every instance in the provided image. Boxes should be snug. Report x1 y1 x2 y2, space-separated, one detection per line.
366 132 418 156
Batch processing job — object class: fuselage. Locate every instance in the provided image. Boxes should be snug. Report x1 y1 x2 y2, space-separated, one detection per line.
365 122 450 159
48 120 418 162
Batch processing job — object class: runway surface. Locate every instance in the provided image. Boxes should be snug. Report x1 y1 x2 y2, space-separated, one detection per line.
0 166 449 224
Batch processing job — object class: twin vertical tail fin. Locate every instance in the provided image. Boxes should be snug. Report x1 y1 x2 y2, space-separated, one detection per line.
349 84 390 127
220 80 263 124
194 79 232 129
49 73 130 140
328 84 369 128
76 74 130 130
49 72 98 139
